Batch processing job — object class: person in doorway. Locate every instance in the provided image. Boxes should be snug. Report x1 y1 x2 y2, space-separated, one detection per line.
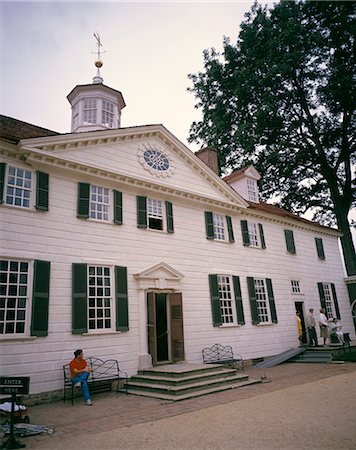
69 349 93 406
305 308 318 346
296 311 303 345
318 308 329 347
329 318 344 344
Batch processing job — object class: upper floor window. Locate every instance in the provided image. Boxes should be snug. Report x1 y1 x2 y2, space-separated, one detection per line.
6 166 32 208
208 274 245 326
291 280 301 293
77 183 122 225
247 179 257 202
284 229 296 254
241 220 266 248
205 212 234 242
90 185 110 221
315 238 325 260
147 198 164 230
83 98 97 125
0 163 49 211
136 196 174 233
102 100 114 128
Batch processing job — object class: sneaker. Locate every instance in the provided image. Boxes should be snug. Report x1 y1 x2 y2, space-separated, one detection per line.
74 382 81 388
86 400 92 406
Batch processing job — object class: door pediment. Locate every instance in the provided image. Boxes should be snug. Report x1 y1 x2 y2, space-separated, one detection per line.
133 262 183 290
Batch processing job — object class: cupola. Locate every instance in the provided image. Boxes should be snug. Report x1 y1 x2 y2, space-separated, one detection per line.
67 33 126 133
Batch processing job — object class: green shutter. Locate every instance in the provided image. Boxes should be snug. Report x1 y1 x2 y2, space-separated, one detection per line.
284 229 296 254
113 190 123 225
266 278 278 323
318 282 326 311
72 263 88 334
208 274 222 326
315 238 325 260
226 216 235 243
233 275 245 325
331 283 341 320
77 183 90 218
205 211 214 239
0 163 6 204
247 277 259 324
31 260 51 336
35 171 49 211
241 220 250 246
166 201 174 233
115 266 129 331
258 223 266 249
137 196 147 228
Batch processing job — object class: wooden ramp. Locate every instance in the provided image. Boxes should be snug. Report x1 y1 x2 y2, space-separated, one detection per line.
254 347 306 368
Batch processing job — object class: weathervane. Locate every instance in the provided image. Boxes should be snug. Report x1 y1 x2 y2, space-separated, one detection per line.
92 32 105 84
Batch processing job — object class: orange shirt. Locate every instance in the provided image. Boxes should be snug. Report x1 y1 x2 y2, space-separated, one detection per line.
70 358 88 379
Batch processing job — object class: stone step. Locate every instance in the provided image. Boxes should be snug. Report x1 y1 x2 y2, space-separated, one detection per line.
130 368 242 386
137 364 225 379
127 372 250 396
126 378 261 402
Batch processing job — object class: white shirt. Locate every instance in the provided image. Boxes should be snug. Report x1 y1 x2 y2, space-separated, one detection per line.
318 313 328 327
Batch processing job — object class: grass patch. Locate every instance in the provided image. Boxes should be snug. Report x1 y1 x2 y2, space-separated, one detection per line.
335 350 356 362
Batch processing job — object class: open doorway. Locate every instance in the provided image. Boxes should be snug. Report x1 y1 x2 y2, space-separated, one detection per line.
147 292 184 365
295 301 307 344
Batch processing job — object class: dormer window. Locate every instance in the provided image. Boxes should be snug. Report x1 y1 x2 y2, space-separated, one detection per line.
83 98 97 125
102 100 114 128
247 179 257 202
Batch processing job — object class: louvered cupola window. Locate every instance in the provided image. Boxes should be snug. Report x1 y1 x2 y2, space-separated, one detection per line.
102 100 114 128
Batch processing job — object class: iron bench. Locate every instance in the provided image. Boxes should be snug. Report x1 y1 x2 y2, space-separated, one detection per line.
202 343 244 371
63 356 128 404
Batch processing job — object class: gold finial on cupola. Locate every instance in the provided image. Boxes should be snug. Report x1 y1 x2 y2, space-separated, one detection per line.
92 32 105 84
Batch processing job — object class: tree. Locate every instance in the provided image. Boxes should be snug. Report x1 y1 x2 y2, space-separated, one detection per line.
188 0 356 276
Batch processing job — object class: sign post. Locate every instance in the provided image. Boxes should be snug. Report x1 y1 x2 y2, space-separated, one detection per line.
0 377 30 449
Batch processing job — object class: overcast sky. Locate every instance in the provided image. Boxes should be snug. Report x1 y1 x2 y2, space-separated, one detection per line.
0 0 268 152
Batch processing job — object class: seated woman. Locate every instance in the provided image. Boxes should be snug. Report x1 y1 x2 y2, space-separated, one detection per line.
329 318 343 344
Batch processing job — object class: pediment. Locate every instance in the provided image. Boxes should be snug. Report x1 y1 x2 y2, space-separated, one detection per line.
133 262 183 290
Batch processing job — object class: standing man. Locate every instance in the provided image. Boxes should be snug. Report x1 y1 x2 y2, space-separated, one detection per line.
306 308 318 346
70 349 93 406
318 308 329 347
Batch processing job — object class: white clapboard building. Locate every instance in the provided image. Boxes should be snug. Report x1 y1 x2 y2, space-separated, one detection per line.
1 60 354 399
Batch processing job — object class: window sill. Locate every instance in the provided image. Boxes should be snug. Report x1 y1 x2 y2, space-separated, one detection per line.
256 322 274 327
1 204 38 213
82 330 122 336
0 336 38 342
219 323 241 328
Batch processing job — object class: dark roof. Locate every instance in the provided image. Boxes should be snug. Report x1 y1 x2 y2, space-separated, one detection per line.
247 200 338 232
0 115 59 144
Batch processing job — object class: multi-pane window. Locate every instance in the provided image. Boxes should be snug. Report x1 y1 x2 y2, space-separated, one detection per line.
213 213 225 240
291 280 301 293
90 185 109 221
322 283 335 319
247 179 257 202
6 166 32 208
217 275 235 324
248 222 259 247
147 199 163 230
83 98 97 125
102 100 114 128
254 279 270 323
0 260 29 335
88 266 113 331
72 103 79 129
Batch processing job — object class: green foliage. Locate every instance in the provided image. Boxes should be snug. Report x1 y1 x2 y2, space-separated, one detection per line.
188 0 356 275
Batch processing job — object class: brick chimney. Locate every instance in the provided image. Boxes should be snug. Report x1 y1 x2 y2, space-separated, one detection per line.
195 147 220 175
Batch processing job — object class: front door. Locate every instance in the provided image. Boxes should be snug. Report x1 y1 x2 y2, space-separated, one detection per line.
147 292 184 365
295 301 307 344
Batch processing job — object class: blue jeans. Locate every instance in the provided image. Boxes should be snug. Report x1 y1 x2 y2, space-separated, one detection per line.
72 372 91 401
